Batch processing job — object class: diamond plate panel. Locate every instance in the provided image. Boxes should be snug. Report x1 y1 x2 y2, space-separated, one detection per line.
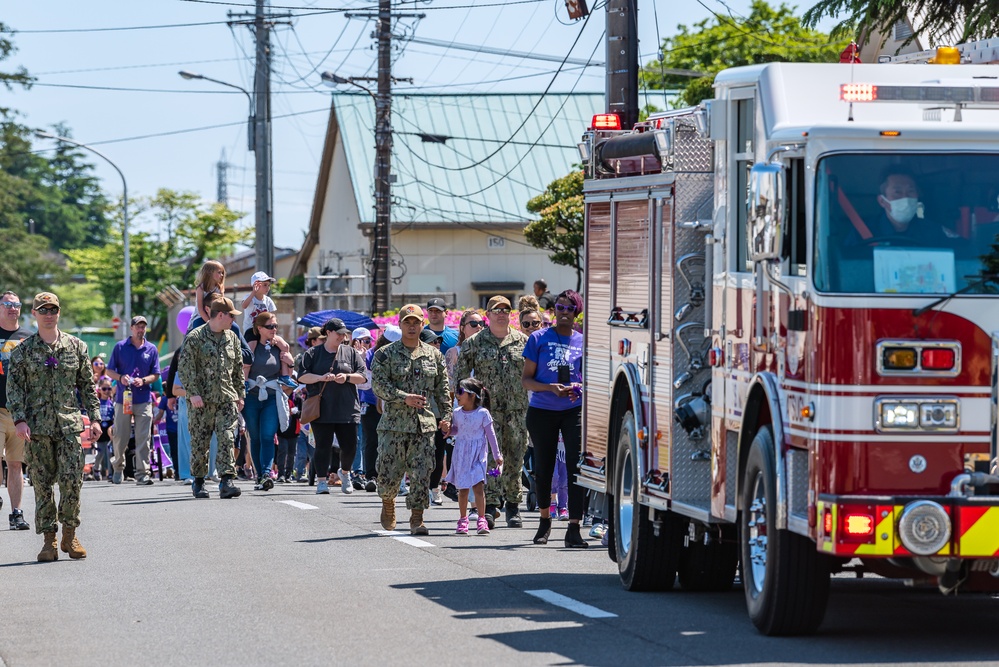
725 431 738 506
673 118 714 173
788 447 809 518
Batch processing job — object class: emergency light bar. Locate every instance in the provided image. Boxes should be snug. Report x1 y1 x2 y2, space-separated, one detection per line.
840 83 999 104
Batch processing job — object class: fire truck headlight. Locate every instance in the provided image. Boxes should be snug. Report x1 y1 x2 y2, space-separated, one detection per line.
919 401 958 429
898 500 951 556
878 401 919 429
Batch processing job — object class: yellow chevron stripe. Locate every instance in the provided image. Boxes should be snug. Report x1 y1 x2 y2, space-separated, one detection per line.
960 507 999 557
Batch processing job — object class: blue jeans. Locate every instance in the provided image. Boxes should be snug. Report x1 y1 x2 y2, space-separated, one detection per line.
353 423 364 472
294 428 314 476
244 391 278 478
178 397 218 479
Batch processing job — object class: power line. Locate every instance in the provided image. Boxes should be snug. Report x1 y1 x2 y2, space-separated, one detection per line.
1 20 237 34
178 0 547 9
27 81 321 94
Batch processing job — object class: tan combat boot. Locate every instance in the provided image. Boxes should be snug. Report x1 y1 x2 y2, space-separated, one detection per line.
410 509 428 536
37 531 59 562
60 526 87 559
380 497 396 531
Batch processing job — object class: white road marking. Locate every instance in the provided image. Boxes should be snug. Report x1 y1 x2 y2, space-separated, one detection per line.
524 589 617 619
279 500 318 510
375 530 435 548
680 631 705 636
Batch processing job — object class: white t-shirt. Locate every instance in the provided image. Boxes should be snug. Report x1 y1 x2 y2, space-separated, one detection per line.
243 294 276 331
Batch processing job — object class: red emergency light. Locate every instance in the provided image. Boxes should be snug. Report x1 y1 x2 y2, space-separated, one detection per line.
921 348 956 371
841 83 877 102
591 114 622 130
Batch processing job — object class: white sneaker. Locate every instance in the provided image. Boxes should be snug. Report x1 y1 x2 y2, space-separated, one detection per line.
430 488 444 506
338 469 353 494
316 480 330 494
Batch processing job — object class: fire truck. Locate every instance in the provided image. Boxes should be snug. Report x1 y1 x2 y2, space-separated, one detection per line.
577 52 999 635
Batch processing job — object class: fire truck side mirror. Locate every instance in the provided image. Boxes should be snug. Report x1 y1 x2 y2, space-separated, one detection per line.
747 161 786 262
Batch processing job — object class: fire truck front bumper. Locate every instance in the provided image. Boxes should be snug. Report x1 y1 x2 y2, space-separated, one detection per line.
817 491 999 558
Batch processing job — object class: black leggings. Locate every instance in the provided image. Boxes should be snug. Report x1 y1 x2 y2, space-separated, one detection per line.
428 429 452 489
360 407 381 479
526 406 585 520
311 422 357 478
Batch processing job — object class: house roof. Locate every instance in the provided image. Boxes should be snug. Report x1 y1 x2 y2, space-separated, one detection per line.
331 91 603 226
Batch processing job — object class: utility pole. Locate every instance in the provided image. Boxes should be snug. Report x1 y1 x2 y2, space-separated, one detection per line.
216 148 229 206
228 2 291 277
606 0 639 129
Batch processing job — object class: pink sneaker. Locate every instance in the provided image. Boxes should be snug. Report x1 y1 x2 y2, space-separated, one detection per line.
456 517 469 535
549 503 557 516
558 508 569 521
476 517 490 535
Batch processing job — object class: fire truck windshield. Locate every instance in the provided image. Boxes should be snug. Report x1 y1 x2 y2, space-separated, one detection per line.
814 153 999 295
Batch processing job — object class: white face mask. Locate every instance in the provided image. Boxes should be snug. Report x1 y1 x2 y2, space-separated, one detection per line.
885 196 920 224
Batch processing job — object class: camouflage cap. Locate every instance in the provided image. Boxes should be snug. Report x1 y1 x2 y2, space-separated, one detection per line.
306 326 326 342
486 295 512 311
399 304 425 322
33 292 60 310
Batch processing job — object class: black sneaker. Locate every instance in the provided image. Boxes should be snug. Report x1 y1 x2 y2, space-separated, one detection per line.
443 485 459 502
364 479 377 493
192 478 210 499
9 509 29 531
220 477 242 499
261 476 274 491
352 476 365 491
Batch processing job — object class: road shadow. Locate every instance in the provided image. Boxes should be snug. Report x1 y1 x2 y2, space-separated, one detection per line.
393 572 999 666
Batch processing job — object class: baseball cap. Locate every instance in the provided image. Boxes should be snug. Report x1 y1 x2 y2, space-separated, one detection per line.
487 295 512 311
33 292 60 310
426 297 447 311
306 326 326 342
250 271 276 284
352 326 372 341
399 304 425 322
322 317 349 335
210 297 242 317
419 329 442 344
131 315 148 326
383 324 402 342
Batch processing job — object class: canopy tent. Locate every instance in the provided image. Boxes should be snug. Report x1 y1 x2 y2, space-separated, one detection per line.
298 309 380 331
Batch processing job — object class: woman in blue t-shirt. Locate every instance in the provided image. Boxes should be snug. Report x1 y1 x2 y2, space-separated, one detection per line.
521 289 587 548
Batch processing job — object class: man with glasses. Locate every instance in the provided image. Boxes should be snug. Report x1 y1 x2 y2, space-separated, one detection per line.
8 292 102 560
106 315 161 486
0 290 33 530
425 298 459 355
455 295 530 529
178 297 246 500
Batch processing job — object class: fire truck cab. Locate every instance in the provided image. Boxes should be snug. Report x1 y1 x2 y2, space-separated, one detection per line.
577 60 999 635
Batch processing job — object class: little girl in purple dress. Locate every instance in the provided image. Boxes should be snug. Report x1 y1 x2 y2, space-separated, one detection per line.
445 378 502 535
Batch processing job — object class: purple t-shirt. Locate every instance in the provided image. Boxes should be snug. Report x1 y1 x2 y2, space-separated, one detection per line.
107 337 160 405
522 327 583 411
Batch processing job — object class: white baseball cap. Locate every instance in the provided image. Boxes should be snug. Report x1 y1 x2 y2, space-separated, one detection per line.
383 324 402 342
352 327 372 341
250 271 276 284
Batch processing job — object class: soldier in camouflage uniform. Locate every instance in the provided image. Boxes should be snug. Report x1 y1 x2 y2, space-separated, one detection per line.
177 297 246 499
455 295 529 528
371 304 452 535
7 292 102 562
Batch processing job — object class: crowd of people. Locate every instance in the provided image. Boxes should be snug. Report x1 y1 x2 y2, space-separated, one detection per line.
0 272 598 561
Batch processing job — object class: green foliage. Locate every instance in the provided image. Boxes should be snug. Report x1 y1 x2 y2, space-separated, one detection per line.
524 171 584 292
803 0 997 45
280 274 305 294
0 22 33 117
642 0 849 107
52 281 107 328
0 227 66 298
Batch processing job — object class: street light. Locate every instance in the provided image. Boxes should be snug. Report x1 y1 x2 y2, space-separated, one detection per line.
178 71 255 152
179 69 272 276
35 130 131 338
321 71 377 102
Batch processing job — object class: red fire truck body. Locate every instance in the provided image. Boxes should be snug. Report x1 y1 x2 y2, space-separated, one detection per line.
577 60 999 635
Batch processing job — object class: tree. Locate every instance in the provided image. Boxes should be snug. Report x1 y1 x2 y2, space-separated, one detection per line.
803 0 998 46
0 227 66 299
525 171 584 292
0 22 33 117
641 0 849 107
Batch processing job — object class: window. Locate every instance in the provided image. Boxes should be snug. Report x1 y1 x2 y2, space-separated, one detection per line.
785 158 807 276
733 95 755 272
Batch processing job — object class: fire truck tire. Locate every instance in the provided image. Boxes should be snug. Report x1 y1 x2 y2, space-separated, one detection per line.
613 411 684 591
740 426 830 635
678 525 738 592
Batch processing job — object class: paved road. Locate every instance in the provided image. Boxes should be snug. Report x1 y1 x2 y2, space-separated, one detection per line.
3 478 999 667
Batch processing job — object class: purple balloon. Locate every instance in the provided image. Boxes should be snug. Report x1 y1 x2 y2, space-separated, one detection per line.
176 305 196 334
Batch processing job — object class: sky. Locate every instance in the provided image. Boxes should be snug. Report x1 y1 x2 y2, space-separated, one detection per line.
3 0 833 247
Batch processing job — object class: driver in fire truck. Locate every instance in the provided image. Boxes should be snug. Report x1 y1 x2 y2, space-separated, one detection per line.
842 167 955 247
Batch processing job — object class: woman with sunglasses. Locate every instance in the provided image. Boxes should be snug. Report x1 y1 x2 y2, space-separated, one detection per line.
444 310 484 393
521 289 587 547
91 355 110 388
93 381 116 481
243 312 285 491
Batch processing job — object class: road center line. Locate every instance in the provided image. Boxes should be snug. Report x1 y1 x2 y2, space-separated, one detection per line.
375 530 435 547
279 500 319 510
524 589 617 619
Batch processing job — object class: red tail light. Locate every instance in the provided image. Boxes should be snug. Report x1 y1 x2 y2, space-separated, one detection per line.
591 113 621 130
844 514 874 536
921 348 956 370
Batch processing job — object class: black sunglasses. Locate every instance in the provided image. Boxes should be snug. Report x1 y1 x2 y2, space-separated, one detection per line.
489 307 511 314
37 306 60 315
555 303 577 313
465 320 485 328
521 321 545 329
261 324 278 330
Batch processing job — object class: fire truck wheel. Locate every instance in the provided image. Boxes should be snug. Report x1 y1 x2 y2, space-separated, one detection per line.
613 411 685 591
739 426 830 635
677 525 738 592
